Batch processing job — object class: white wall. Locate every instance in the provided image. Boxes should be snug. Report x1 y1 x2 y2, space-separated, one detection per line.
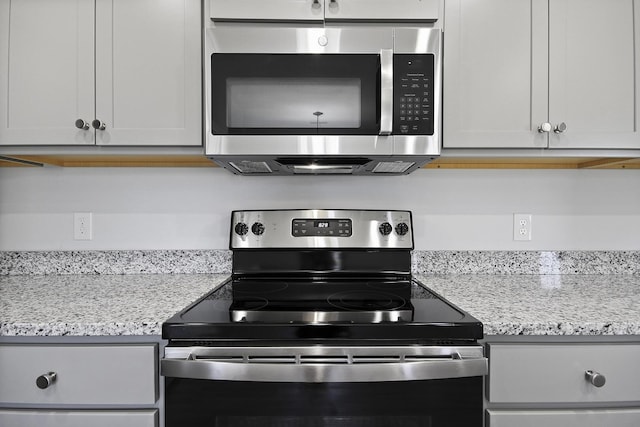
0 166 639 251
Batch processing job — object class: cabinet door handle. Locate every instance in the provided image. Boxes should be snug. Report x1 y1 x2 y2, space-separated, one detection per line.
553 122 567 134
92 119 106 131
75 119 90 130
537 122 552 133
36 372 57 389
585 370 606 387
312 0 321 9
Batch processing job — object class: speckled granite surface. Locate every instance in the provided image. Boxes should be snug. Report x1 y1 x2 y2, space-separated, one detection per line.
0 274 227 336
417 274 640 336
0 250 232 275
1 250 638 337
1 250 638 275
1 272 638 337
412 251 640 275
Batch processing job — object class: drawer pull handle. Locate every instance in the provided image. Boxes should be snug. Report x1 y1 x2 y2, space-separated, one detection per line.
36 372 57 389
585 370 606 387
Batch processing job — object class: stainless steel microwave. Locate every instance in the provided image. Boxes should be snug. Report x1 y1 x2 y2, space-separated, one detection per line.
204 24 442 175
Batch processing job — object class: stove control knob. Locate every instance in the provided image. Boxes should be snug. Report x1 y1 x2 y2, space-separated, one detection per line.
251 222 265 236
234 222 249 236
379 222 393 236
395 222 409 236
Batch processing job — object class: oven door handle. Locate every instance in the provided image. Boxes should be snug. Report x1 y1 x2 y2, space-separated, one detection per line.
161 357 488 383
379 49 393 136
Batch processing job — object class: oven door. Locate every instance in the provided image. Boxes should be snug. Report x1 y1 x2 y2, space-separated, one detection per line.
163 345 487 427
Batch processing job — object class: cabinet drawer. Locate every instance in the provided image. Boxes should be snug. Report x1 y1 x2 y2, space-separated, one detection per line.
488 408 640 427
488 343 640 404
0 409 157 427
0 344 157 405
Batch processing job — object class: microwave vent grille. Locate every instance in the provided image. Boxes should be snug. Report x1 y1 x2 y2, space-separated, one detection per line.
229 161 273 174
372 161 415 174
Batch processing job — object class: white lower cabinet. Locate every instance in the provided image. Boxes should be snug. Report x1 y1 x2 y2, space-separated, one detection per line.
485 340 640 427
488 408 640 427
0 409 158 427
0 341 160 427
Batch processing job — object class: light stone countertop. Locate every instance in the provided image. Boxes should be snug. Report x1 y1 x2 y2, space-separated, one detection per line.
1 273 638 337
0 274 228 337
417 274 640 336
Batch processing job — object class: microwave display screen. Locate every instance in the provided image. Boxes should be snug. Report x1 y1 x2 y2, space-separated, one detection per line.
227 78 361 129
292 218 352 237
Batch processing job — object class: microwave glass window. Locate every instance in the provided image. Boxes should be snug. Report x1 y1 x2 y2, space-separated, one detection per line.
211 54 380 135
226 78 361 129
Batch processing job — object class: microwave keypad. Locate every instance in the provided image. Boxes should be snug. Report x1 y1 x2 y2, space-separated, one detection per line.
393 55 435 135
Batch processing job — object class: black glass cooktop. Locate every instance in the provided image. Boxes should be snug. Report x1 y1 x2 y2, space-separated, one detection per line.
163 278 483 343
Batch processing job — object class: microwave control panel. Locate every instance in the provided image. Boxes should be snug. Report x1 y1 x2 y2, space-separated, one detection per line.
393 54 435 136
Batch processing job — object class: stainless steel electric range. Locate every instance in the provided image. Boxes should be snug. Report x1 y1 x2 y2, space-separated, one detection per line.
162 209 487 427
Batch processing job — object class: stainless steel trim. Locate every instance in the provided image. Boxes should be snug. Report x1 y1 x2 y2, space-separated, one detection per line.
208 27 394 54
292 165 355 174
230 209 413 249
231 307 413 323
209 135 394 156
379 49 393 135
162 345 487 383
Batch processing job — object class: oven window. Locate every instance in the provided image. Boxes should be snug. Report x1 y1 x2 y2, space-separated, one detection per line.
165 377 482 427
211 54 380 135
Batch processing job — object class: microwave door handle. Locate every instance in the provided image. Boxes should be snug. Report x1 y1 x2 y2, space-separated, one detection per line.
379 49 393 136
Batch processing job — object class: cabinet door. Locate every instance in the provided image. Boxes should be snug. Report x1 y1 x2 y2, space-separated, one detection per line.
549 0 640 149
488 409 640 427
443 0 549 148
0 345 157 405
488 344 640 404
0 410 157 427
209 0 324 22
0 0 94 145
324 0 439 22
95 0 201 146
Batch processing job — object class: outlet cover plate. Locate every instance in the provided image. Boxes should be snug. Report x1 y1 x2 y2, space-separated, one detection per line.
513 214 532 241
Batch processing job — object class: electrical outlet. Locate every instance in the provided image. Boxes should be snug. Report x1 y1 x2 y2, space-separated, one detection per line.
513 214 532 241
74 212 93 240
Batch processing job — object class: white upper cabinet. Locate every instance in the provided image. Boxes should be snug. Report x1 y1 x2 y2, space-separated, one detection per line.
443 0 548 148
444 0 640 150
0 0 95 145
323 0 439 22
95 0 201 146
0 0 201 147
548 0 639 149
210 0 325 22
209 0 439 22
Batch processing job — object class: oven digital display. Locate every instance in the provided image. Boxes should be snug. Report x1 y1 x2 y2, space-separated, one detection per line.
292 219 352 237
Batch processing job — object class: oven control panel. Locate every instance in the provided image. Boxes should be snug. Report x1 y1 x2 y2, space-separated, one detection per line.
230 209 413 249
